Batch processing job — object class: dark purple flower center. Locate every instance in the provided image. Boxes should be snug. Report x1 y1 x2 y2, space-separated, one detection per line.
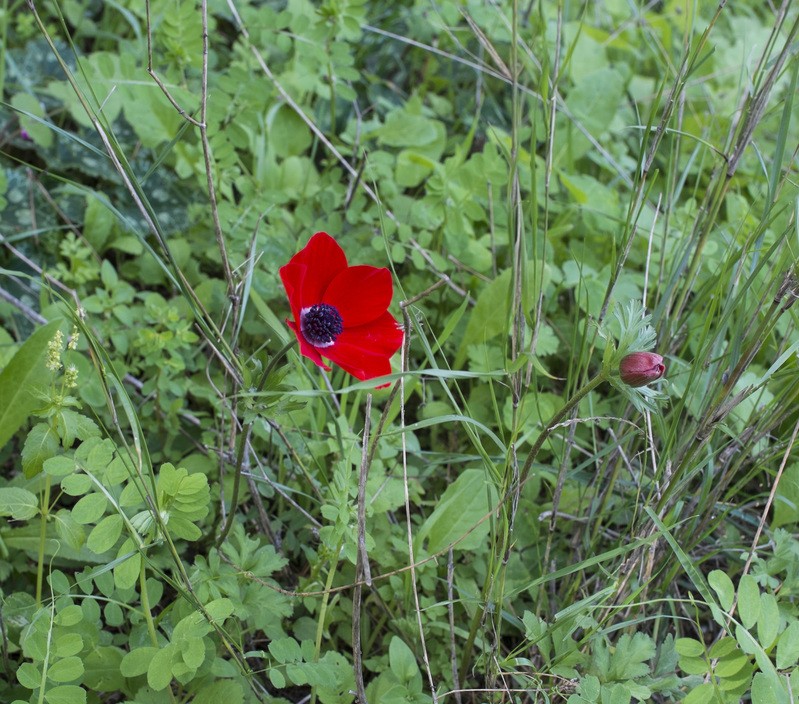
300 304 343 347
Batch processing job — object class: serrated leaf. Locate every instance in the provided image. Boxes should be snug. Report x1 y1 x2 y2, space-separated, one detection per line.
0 488 39 521
0 319 61 451
22 423 60 478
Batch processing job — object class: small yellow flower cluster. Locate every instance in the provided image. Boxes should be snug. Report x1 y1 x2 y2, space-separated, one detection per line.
68 325 79 351
64 364 79 389
46 330 64 372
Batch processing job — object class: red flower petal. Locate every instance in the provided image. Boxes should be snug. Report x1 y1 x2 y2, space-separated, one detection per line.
322 265 394 327
323 312 404 381
287 320 331 371
279 232 347 318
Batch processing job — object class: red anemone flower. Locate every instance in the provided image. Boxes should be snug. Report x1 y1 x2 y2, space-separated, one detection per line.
279 232 404 384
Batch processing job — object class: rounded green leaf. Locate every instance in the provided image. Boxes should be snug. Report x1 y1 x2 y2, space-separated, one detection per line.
120 647 158 678
147 644 176 691
777 621 799 669
86 514 123 554
737 574 761 629
757 592 780 650
17 661 40 689
47 656 84 683
72 493 108 525
44 685 87 704
708 570 735 611
675 637 705 657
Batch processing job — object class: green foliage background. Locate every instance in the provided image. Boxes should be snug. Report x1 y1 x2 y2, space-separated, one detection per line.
1 1 798 703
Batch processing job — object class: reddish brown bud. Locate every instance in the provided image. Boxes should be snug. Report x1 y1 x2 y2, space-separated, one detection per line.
619 352 665 387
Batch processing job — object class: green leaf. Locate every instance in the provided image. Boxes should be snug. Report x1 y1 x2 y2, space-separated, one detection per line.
47 656 84 683
269 637 302 664
757 592 780 649
71 493 108 525
22 423 60 479
737 574 761 629
417 468 497 553
54 509 86 551
0 487 39 521
193 681 245 704
147 644 176 691
44 456 77 478
113 539 141 590
204 598 235 622
17 661 40 689
389 636 418 684
54 633 83 658
708 570 735 611
44 685 87 704
86 514 123 554
120 647 158 677
751 670 789 704
0 319 61 451
683 682 716 704
776 621 799 669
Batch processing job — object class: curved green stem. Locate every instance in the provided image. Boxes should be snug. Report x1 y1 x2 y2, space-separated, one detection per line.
216 337 297 547
458 371 607 683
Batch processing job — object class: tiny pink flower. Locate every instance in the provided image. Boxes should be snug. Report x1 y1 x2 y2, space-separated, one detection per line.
619 352 665 387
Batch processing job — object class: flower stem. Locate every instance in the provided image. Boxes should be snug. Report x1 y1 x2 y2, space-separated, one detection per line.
215 337 297 548
458 371 607 683
35 476 51 608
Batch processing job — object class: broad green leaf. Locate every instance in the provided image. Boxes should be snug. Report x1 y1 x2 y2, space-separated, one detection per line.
0 319 61 451
22 423 60 479
193 681 244 704
44 456 76 478
44 685 87 704
417 468 497 553
389 636 418 684
54 510 86 551
204 598 235 621
182 637 205 669
777 621 799 669
54 633 83 658
757 593 780 650
61 474 92 497
147 644 176 691
683 682 716 704
71 493 108 525
47 656 84 683
86 514 123 554
0 488 39 521
120 647 158 677
113 539 141 591
708 570 735 611
17 661 40 689
751 670 789 704
737 574 760 629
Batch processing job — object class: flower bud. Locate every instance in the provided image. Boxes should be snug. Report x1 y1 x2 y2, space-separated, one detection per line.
619 352 665 387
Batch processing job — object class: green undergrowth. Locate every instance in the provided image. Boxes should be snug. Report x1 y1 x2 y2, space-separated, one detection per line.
1 1 798 703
